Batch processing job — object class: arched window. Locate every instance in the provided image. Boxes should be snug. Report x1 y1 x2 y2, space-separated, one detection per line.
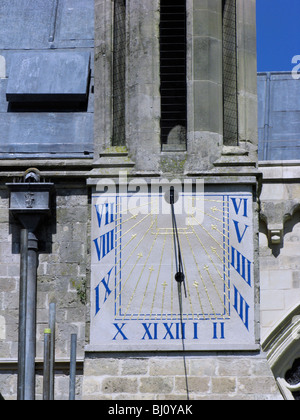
284 358 300 400
263 303 300 400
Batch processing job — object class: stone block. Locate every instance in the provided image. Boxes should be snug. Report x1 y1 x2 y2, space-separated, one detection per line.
193 37 222 83
139 377 173 394
102 377 138 394
218 358 252 377
237 377 280 395
59 241 85 263
149 359 186 376
56 207 88 225
0 209 9 223
194 0 220 11
0 315 6 339
82 376 102 396
121 358 148 376
193 81 222 133
193 10 222 39
189 358 216 376
175 376 210 394
211 377 236 394
261 290 285 311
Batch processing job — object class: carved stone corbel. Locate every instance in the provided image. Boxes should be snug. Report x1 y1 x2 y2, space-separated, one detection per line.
260 198 300 248
267 224 283 245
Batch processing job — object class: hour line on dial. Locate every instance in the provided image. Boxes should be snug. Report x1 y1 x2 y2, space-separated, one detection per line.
193 280 207 320
91 191 255 349
114 218 157 309
137 266 155 321
190 214 230 257
161 281 168 320
184 231 218 321
125 231 160 321
189 223 230 318
112 193 231 322
150 233 167 320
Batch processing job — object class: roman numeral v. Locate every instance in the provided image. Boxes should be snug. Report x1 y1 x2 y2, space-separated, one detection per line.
232 220 249 243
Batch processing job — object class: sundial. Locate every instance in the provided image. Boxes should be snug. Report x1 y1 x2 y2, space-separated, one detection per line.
89 183 257 351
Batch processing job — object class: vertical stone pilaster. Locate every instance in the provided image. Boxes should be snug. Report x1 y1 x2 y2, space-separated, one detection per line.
126 0 161 171
191 0 223 136
236 0 258 151
94 0 114 156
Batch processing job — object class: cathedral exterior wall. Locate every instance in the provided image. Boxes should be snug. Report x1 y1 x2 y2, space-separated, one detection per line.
82 355 281 400
0 0 290 401
0 184 90 399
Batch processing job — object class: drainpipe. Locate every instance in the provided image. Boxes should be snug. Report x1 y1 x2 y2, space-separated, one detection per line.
24 230 39 400
15 222 42 400
7 170 54 400
17 228 28 400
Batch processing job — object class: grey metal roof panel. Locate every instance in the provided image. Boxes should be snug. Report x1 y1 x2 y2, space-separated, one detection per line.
258 72 300 161
0 0 94 50
259 140 300 161
6 52 91 103
57 0 94 42
0 0 94 159
0 113 93 156
0 0 55 50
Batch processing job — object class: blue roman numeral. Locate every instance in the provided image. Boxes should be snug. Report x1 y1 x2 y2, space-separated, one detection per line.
94 267 114 316
93 228 115 261
231 197 249 243
95 202 115 228
233 285 249 330
231 198 248 217
231 246 251 286
162 323 186 340
212 322 225 339
112 323 128 340
142 323 158 340
232 220 249 243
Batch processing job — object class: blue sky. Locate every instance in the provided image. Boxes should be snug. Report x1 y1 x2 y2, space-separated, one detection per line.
256 0 300 72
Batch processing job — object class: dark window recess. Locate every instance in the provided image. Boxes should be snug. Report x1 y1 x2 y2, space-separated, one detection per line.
112 0 126 146
222 0 238 146
285 358 300 400
8 101 89 113
160 0 187 148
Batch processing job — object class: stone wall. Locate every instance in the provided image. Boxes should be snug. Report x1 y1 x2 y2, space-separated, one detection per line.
83 0 283 402
82 354 282 400
259 162 300 341
0 0 291 401
0 184 90 400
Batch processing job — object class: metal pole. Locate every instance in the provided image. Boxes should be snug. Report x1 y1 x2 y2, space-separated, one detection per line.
43 329 51 400
69 334 77 400
17 228 28 400
49 303 56 400
24 231 38 400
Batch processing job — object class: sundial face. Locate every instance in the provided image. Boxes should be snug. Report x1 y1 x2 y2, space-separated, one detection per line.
89 183 257 351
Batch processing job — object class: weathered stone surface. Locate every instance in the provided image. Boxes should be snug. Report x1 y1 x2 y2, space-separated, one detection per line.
0 0 289 403
82 355 282 400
